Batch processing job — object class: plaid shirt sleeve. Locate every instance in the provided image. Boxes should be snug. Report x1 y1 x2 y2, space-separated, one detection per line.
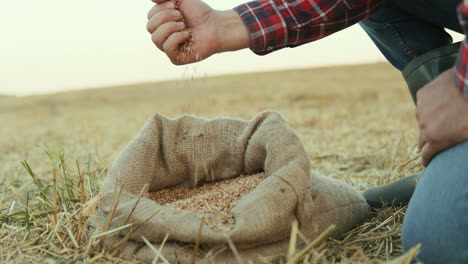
455 0 468 97
233 0 384 55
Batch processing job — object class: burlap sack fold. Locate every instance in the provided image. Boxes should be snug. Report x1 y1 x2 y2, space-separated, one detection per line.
98 112 370 263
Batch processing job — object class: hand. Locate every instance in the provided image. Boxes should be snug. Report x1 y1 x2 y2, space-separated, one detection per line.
416 69 468 166
146 0 250 65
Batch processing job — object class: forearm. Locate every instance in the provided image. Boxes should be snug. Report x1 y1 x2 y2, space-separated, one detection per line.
214 10 251 53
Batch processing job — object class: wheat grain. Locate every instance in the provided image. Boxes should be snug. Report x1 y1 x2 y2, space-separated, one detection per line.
149 173 265 231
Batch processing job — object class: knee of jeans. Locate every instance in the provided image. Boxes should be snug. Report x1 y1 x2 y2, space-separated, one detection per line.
403 210 468 263
402 142 468 263
359 18 384 34
401 209 422 253
430 141 468 172
360 1 406 30
402 201 460 263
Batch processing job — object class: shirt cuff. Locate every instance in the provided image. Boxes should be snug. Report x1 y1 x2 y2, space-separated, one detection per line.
234 1 288 55
455 0 468 97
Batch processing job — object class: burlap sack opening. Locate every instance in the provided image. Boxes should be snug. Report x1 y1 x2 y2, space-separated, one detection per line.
98 112 370 263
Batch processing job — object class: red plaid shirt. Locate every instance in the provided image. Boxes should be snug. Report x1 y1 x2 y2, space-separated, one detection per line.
456 0 468 97
234 0 468 97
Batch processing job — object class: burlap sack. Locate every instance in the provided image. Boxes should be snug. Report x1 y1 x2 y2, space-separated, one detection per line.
98 112 370 263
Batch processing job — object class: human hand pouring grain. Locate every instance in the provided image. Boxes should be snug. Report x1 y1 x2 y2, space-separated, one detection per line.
146 0 251 65
98 112 370 263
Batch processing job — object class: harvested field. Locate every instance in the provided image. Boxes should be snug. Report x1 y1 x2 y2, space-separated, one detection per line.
0 63 422 263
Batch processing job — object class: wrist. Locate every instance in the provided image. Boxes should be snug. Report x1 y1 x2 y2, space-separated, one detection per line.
214 10 251 53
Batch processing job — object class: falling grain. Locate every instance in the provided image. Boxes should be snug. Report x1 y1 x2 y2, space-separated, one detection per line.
171 0 200 62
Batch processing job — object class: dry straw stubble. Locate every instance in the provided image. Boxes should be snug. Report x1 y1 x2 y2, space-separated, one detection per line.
1 63 420 264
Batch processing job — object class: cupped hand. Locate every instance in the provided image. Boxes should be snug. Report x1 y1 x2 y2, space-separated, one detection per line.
416 69 468 166
146 0 221 65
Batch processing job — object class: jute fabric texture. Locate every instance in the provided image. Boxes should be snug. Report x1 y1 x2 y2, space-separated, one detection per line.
98 112 370 263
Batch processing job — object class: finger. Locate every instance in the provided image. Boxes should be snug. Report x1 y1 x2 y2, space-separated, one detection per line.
418 131 426 151
420 143 430 167
421 142 440 167
421 141 447 167
147 1 176 20
146 10 182 33
163 31 191 63
151 22 186 50
151 0 171 4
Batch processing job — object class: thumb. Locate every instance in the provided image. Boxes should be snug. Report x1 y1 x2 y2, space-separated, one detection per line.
421 143 431 167
421 142 443 167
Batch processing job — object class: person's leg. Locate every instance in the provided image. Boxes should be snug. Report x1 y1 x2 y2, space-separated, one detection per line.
360 1 454 71
361 0 463 209
393 0 463 33
402 141 468 263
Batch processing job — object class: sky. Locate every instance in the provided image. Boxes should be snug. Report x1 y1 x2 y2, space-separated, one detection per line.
0 1 463 96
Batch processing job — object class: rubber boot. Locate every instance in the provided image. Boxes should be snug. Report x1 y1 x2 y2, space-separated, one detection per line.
403 41 460 104
363 174 419 209
363 42 460 210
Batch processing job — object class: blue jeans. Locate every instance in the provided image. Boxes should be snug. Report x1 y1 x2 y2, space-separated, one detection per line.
360 0 462 70
361 1 468 263
402 141 468 263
